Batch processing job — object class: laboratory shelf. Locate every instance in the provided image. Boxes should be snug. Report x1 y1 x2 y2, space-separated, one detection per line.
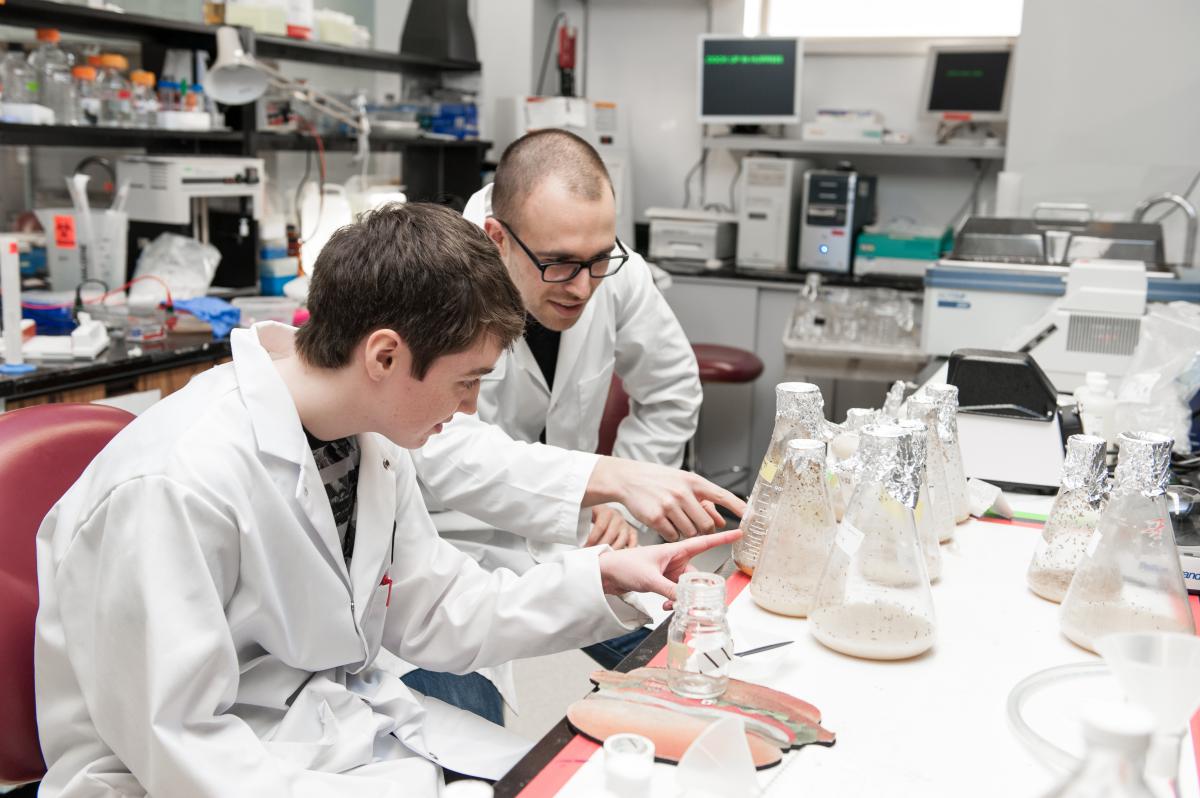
703 135 1006 160
252 132 490 153
0 0 479 74
0 122 245 150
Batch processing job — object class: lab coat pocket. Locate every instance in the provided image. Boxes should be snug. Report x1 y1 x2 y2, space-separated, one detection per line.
573 366 615 453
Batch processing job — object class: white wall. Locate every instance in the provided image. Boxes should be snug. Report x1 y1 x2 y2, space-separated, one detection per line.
1005 0 1200 267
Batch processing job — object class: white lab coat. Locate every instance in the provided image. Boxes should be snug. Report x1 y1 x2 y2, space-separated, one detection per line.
409 184 701 706
34 322 643 798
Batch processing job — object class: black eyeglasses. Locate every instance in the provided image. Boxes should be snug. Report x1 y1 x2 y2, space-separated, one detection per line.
495 219 629 283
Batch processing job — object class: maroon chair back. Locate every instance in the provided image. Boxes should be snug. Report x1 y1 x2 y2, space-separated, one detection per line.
596 376 630 457
0 403 134 784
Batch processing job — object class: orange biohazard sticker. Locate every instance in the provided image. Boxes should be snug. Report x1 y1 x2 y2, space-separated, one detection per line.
53 215 77 249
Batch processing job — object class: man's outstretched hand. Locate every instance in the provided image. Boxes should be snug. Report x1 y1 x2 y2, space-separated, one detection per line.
597 528 742 610
585 457 747 543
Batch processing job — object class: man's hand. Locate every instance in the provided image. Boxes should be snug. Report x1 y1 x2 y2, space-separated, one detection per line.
584 457 747 542
586 505 639 550
598 528 742 609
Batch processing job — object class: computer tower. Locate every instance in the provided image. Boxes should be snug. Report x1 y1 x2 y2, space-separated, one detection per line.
798 169 878 275
735 157 811 274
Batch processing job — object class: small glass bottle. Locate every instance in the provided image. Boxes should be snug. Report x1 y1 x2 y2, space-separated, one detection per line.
924 383 971 523
129 70 158 127
749 439 839 617
733 382 838 574
1059 432 1195 653
1042 702 1156 798
898 418 943 582
809 423 936 660
667 572 732 699
1027 434 1108 603
97 53 132 127
906 395 958 544
1 44 38 105
72 66 100 126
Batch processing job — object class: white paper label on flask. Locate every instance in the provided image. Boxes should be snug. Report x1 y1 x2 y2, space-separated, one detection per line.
836 523 865 555
1085 529 1103 558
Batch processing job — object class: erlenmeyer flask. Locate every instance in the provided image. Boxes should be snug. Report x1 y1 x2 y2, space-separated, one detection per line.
1026 434 1108 603
924 383 971 523
1059 432 1195 654
733 382 838 574
898 418 942 582
749 439 839 617
906 395 957 544
809 423 936 660
830 408 877 512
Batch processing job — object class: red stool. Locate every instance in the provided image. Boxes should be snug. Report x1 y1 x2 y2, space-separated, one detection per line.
689 344 764 491
0 404 135 789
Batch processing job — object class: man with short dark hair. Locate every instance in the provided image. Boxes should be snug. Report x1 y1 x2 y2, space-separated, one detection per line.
34 203 741 797
412 131 705 711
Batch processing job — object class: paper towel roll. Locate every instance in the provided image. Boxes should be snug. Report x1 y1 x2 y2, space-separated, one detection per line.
995 171 1022 217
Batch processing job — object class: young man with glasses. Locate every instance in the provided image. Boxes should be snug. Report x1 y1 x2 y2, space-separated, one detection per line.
410 130 705 719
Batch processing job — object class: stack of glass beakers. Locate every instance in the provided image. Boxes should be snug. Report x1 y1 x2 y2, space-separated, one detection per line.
748 439 839 617
1026 434 1108 603
898 418 943 582
733 382 838 574
906 395 957 544
809 423 936 660
923 384 971 524
1059 432 1195 653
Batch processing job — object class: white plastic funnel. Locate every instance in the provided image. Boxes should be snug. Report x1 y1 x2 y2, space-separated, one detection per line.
1096 631 1200 784
676 716 761 797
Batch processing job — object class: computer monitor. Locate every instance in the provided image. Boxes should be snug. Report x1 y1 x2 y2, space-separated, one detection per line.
921 44 1013 122
698 36 802 126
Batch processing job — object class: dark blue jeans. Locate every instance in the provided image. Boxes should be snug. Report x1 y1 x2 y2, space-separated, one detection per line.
400 669 505 726
581 626 652 670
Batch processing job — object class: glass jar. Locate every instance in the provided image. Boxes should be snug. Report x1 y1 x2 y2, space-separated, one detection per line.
97 53 132 127
749 439 839 617
733 382 839 574
906 395 958 544
809 422 936 660
1027 434 1108 603
667 572 732 699
1059 432 1195 653
72 66 100 126
923 383 971 523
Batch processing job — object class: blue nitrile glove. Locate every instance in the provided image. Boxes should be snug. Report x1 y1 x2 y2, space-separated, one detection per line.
173 296 242 339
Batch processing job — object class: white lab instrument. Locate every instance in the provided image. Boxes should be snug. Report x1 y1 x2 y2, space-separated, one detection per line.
0 235 34 375
735 157 810 274
798 169 877 275
646 207 737 270
492 96 633 243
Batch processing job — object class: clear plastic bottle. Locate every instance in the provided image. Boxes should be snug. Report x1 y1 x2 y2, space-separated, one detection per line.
924 383 971 523
1 44 38 105
28 29 73 122
809 423 936 660
1042 702 1156 798
749 439 839 617
1027 434 1108 603
906 395 957 544
97 53 132 127
129 70 158 127
666 572 732 699
1059 432 1195 653
733 382 839 574
898 418 943 582
72 66 100 126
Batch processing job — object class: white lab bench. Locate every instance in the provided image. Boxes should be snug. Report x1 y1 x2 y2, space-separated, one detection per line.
660 272 929 487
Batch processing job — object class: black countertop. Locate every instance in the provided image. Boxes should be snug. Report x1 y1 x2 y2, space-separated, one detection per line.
0 333 231 400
